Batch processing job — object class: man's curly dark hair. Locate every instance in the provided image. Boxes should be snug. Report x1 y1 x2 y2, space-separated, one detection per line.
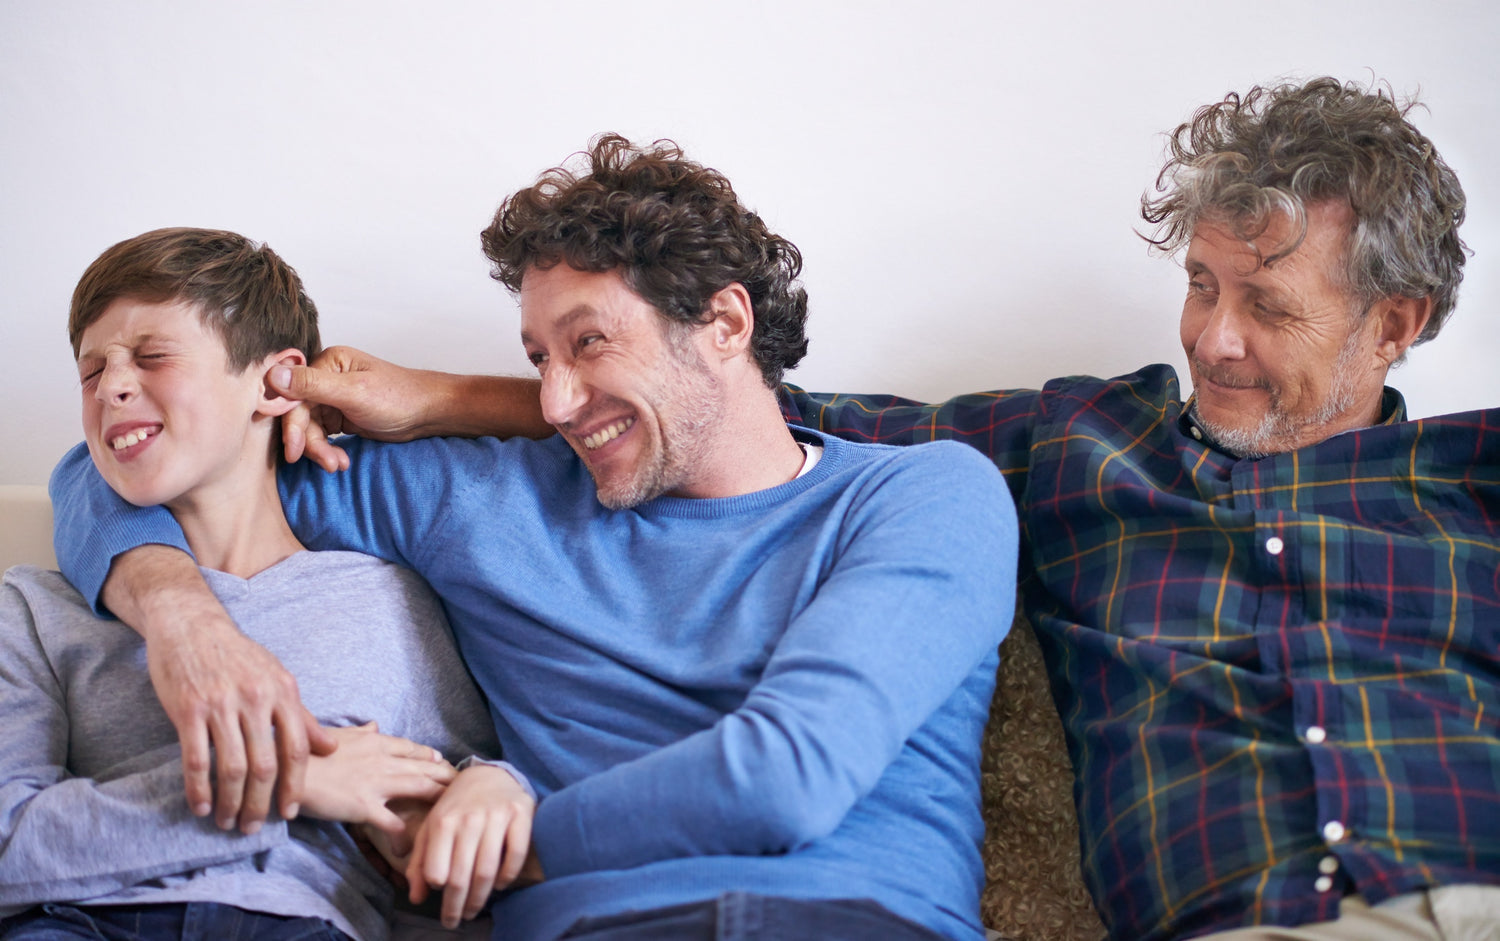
1142 77 1468 347
481 134 809 387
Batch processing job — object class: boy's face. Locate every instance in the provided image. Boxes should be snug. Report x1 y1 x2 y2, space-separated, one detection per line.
77 297 269 510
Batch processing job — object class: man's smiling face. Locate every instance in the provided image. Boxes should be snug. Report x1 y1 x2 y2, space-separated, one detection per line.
1180 201 1393 457
520 264 724 509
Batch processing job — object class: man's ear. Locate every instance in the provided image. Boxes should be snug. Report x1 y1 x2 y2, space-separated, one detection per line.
704 283 755 361
1370 295 1433 366
257 349 308 417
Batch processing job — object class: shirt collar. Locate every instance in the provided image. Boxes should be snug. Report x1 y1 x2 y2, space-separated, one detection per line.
1179 387 1407 458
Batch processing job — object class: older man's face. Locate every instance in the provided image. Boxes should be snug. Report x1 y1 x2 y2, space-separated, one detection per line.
519 264 724 509
1180 201 1391 456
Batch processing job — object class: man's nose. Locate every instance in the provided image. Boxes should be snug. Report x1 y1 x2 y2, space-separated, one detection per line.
539 363 586 427
1193 303 1248 363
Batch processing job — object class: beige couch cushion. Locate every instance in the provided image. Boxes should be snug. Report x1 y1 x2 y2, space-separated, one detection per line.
0 485 56 571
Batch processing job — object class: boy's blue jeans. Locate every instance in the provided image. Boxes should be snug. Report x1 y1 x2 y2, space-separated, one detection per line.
0 902 350 941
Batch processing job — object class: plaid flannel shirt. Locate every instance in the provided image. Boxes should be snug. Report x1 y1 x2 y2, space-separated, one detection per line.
781 363 1500 941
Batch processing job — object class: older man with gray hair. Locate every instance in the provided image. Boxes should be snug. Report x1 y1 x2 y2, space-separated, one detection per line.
783 78 1498 940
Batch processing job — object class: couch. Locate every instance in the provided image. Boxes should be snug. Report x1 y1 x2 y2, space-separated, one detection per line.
0 485 1106 941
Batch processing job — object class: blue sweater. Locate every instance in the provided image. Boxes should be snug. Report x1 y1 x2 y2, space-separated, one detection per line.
52 428 1017 940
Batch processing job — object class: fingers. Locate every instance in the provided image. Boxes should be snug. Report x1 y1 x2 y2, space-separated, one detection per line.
281 401 312 463
272 704 317 820
406 823 433 906
301 411 351 473
238 713 279 834
206 707 248 830
177 716 214 817
439 815 483 928
464 816 509 920
307 709 340 756
496 810 533 889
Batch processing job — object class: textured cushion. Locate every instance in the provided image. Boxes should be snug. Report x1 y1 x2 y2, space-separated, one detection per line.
980 607 1105 941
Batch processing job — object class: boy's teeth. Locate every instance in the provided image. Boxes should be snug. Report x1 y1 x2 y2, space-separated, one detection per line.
583 418 634 450
111 430 149 450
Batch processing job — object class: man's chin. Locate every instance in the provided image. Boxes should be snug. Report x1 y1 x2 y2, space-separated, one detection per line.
1190 401 1284 459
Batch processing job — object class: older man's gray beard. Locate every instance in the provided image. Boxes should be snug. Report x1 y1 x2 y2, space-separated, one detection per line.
592 333 724 510
1190 328 1363 460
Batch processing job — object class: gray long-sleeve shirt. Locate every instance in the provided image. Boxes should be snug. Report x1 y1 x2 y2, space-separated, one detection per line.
0 551 500 941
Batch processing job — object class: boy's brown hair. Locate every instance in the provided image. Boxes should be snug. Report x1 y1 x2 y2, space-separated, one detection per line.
70 227 320 369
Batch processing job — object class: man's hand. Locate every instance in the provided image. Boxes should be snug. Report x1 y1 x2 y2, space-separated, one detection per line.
103 546 336 833
406 764 537 928
300 723 456 832
269 345 551 472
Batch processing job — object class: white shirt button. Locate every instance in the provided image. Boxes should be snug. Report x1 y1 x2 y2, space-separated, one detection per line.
1266 536 1285 555
1190 426 1203 440
1305 725 1327 744
1318 855 1340 875
1315 875 1334 893
1323 820 1346 843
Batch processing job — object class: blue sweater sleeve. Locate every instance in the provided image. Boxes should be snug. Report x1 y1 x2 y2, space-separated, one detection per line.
50 443 191 618
531 442 1018 876
47 436 485 615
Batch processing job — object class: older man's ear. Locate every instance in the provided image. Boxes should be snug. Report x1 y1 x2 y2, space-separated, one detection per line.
1372 294 1434 367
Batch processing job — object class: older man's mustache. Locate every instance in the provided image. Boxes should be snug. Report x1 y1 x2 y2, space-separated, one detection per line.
1191 360 1277 394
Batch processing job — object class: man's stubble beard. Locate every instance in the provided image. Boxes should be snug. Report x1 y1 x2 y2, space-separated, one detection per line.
593 333 724 510
1191 326 1364 460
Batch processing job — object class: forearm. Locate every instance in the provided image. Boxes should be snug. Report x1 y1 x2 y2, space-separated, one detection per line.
100 545 219 642
412 373 550 440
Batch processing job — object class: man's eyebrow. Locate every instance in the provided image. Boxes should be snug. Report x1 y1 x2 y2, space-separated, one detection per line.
520 305 599 346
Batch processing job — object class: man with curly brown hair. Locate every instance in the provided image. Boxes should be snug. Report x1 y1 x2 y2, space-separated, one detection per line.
47 137 1018 940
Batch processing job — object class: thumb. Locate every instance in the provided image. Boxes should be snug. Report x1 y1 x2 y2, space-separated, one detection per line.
270 363 339 406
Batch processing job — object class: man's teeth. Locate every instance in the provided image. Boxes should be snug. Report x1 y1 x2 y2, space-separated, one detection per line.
111 430 151 450
583 418 634 450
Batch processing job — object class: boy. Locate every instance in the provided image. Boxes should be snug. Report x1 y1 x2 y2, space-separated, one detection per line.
0 228 528 940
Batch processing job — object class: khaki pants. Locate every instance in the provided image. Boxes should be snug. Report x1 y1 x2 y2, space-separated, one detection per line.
1199 885 1500 941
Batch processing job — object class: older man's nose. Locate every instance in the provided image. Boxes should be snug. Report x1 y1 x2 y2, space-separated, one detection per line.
1195 305 1248 363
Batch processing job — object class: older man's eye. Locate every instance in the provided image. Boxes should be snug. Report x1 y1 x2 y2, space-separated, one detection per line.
576 334 604 353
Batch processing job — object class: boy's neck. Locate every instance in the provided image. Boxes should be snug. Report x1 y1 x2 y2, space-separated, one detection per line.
168 461 304 579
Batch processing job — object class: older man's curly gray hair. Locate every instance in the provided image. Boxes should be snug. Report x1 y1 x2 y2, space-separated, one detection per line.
1142 77 1468 346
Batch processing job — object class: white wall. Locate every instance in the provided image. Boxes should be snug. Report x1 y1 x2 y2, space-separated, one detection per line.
4 0 1496 485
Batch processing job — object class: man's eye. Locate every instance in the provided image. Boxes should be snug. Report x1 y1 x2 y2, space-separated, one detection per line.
577 334 603 351
528 352 547 369
79 368 102 387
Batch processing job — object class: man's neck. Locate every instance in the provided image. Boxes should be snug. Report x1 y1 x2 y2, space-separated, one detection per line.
670 383 808 500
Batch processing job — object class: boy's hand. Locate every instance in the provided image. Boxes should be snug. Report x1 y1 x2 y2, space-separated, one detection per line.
407 764 537 928
300 722 455 832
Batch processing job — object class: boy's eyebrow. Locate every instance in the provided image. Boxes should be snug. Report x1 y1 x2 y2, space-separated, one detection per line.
76 330 168 361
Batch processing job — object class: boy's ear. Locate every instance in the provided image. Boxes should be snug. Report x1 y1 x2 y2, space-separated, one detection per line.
257 349 308 418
